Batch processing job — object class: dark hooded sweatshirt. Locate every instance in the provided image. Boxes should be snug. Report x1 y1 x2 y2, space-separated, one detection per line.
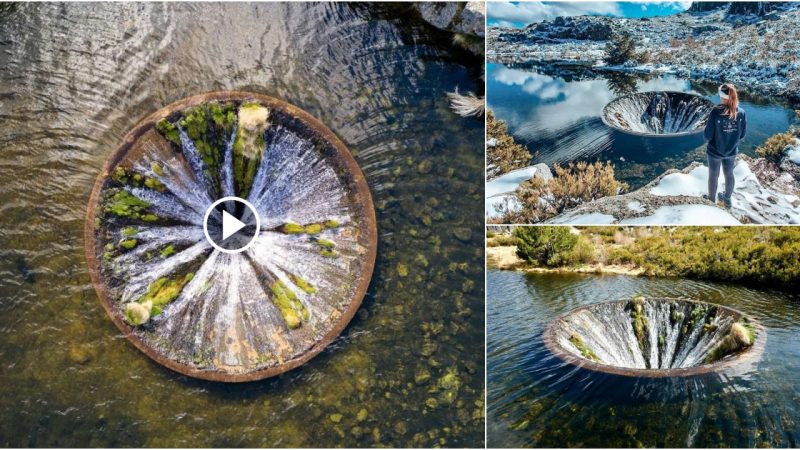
704 105 746 159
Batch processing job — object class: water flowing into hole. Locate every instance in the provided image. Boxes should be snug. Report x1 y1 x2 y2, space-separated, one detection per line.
544 297 763 376
85 92 377 381
602 91 714 136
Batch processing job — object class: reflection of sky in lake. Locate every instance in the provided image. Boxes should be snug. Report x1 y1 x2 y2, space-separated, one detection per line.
487 63 799 189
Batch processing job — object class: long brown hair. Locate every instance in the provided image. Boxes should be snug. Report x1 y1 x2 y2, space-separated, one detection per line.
720 83 739 119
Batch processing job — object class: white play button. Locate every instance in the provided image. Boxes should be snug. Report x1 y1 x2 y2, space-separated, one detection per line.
203 196 261 254
222 210 246 241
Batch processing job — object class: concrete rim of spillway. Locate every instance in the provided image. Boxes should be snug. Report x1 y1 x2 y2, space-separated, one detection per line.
84 91 377 382
601 91 715 138
543 298 766 378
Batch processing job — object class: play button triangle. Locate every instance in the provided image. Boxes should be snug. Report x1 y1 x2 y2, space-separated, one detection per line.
222 210 247 241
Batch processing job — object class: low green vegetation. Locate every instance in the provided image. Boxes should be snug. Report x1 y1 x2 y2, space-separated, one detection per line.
277 220 342 258
509 226 800 290
160 245 175 258
486 233 519 247
290 274 317 294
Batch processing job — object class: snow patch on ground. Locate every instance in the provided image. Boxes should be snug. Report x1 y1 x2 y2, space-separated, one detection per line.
787 146 800 165
619 205 740 225
651 160 800 224
486 166 539 217
627 201 645 213
486 166 538 198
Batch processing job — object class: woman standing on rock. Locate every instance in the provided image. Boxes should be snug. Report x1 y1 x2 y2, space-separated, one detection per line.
704 83 747 207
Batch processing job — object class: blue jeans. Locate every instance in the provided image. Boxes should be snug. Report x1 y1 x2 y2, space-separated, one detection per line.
707 155 735 200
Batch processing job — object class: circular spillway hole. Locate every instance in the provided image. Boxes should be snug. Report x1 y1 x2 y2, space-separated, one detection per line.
544 298 764 377
85 92 377 382
601 91 714 137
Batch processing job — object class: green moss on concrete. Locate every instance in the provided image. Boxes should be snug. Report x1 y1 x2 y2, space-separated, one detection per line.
124 301 152 326
280 221 336 236
119 239 137 251
569 334 599 362
269 280 309 329
155 119 180 145
151 162 164 177
630 297 649 350
144 177 166 192
104 190 151 220
320 249 337 258
126 273 194 324
158 102 238 194
121 227 138 237
324 219 340 229
705 322 753 363
290 274 317 294
160 245 175 258
304 223 322 235
282 223 305 234
317 239 335 249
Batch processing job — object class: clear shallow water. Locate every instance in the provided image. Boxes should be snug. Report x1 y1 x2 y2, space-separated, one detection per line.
487 62 800 189
487 270 800 448
0 3 484 447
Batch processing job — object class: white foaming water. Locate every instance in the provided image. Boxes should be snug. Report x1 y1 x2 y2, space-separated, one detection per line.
248 126 351 228
102 106 368 373
604 92 713 135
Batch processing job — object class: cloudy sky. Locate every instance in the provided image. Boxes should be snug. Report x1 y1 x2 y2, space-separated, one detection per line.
487 1 694 28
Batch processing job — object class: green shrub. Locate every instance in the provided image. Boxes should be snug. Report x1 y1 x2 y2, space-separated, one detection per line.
603 32 637 65
514 227 578 267
501 161 626 223
756 132 796 162
563 237 597 266
487 110 532 179
609 227 800 289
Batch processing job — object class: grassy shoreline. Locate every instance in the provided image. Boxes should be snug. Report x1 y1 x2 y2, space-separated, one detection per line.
487 227 800 291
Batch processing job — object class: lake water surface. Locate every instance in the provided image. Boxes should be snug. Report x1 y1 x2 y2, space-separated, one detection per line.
487 62 800 189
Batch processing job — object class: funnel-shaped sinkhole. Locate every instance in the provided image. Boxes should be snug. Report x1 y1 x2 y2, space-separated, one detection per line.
544 298 764 377
602 91 714 136
85 92 377 382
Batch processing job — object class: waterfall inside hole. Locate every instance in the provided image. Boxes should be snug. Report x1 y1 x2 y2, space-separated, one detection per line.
544 297 762 375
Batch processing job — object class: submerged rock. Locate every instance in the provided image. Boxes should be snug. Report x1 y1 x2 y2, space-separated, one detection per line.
417 2 485 37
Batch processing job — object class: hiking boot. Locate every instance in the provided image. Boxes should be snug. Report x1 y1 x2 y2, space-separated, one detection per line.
717 193 732 208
